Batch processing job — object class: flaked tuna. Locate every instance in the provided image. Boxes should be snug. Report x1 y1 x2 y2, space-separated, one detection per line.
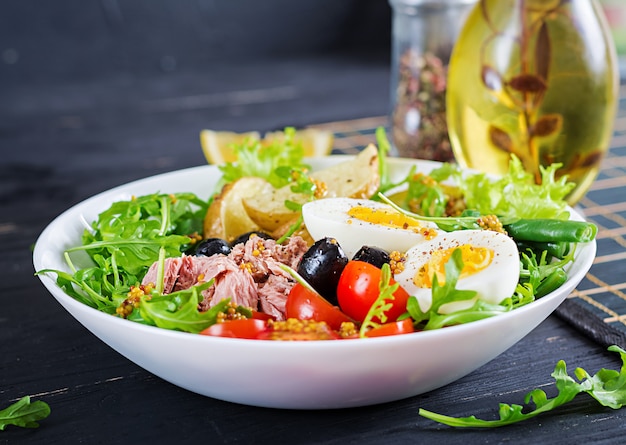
141 235 309 320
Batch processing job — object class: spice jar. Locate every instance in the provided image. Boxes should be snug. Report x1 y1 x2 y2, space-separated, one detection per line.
388 0 476 162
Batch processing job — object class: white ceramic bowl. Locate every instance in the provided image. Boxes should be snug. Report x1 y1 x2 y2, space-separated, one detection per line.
33 157 596 409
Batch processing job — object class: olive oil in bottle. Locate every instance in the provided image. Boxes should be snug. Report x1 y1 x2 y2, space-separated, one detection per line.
446 0 619 204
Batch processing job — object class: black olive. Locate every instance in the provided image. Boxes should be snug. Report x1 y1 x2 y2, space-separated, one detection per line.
230 231 274 246
352 246 391 269
297 237 348 305
195 238 231 257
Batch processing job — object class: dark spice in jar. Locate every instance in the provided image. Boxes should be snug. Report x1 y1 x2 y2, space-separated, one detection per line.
391 50 454 163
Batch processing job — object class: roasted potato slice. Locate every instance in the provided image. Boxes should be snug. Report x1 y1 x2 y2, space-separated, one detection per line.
203 177 270 242
240 180 294 232
242 144 380 231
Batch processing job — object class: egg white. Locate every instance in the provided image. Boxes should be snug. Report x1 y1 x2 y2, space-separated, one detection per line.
394 230 520 314
301 197 438 259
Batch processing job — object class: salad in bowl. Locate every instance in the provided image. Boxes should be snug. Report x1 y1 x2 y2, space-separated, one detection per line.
33 127 597 408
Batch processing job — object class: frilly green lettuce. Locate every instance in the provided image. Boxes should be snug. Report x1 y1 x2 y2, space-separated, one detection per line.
454 155 575 220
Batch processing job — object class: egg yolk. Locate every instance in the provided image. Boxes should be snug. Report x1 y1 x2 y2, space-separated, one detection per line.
347 206 436 237
413 244 494 288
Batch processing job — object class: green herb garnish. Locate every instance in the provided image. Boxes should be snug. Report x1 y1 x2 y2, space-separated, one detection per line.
377 193 518 232
406 248 512 330
419 345 626 427
139 282 229 333
370 126 413 200
359 263 398 338
38 192 208 314
0 396 50 431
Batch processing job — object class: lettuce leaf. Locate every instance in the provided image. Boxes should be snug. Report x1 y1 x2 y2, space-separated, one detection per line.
218 126 308 189
459 155 575 220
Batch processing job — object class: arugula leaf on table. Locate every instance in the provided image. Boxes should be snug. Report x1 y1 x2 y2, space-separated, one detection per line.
419 345 626 428
0 396 50 431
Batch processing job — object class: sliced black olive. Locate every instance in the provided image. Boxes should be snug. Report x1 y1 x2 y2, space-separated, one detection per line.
230 231 274 246
352 246 391 269
297 237 348 305
195 238 231 257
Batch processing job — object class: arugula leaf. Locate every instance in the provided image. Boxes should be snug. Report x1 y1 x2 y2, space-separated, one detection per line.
138 282 229 333
399 163 460 217
405 248 504 330
36 267 119 312
39 192 207 316
359 263 398 337
517 244 576 300
370 127 410 200
377 193 518 233
218 127 308 188
404 173 448 217
0 396 50 431
76 193 201 276
419 345 626 428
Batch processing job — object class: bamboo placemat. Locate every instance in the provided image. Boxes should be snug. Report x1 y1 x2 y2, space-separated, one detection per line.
311 85 626 349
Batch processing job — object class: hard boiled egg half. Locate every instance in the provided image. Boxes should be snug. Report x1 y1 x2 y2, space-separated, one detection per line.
394 230 520 314
301 197 439 259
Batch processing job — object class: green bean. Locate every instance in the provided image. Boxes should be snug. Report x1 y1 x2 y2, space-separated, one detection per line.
505 218 597 243
516 240 570 260
535 268 569 298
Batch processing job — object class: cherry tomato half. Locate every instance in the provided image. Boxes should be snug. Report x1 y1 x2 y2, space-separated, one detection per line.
336 260 410 323
285 283 353 331
365 319 414 338
250 310 276 321
199 319 268 339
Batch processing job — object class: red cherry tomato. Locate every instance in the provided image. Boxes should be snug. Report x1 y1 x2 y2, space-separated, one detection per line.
250 310 276 321
365 319 414 338
285 283 353 331
336 260 410 323
199 319 268 339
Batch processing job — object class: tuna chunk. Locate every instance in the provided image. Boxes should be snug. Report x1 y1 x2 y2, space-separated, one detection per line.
141 235 310 320
142 254 258 310
193 255 258 311
142 255 196 294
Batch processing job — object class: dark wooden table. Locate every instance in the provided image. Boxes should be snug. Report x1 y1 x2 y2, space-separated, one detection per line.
3 17 626 445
